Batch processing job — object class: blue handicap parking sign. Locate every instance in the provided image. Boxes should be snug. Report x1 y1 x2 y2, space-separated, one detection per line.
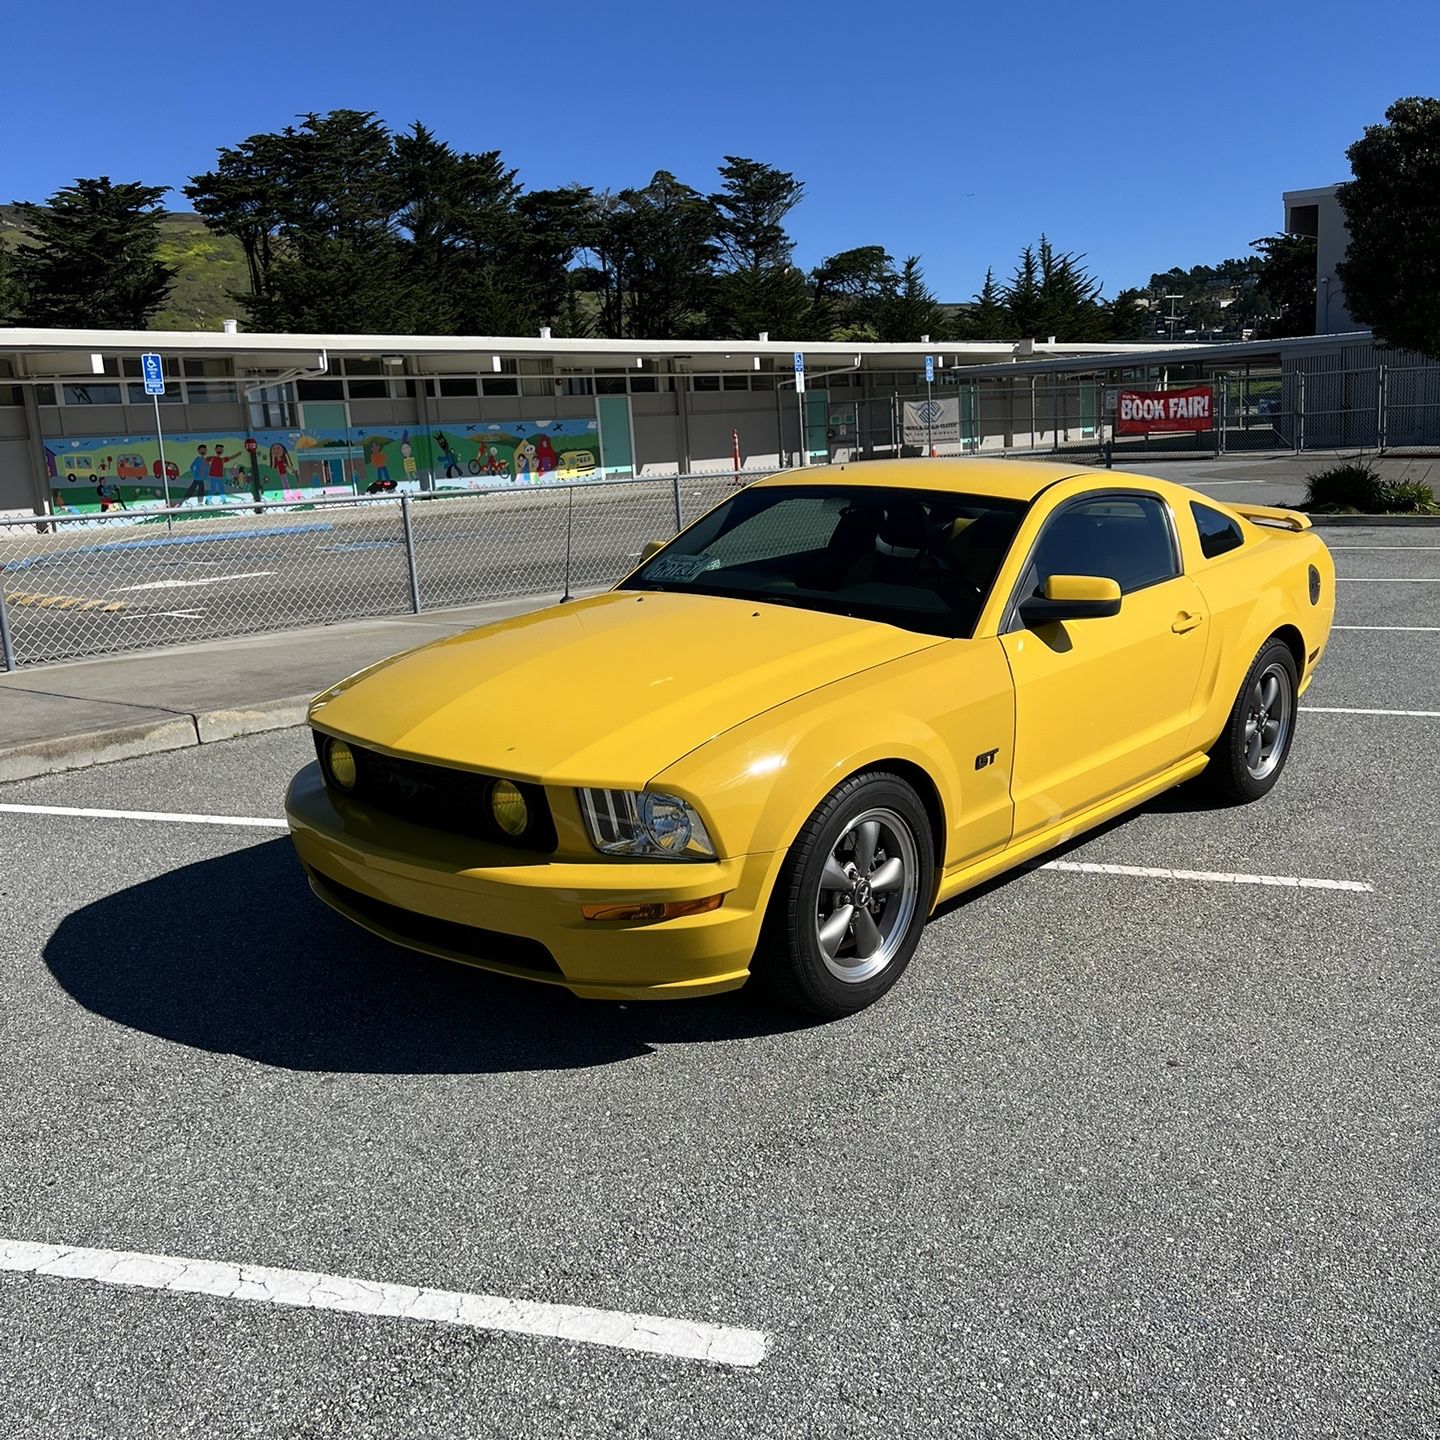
925 355 935 383
141 352 165 396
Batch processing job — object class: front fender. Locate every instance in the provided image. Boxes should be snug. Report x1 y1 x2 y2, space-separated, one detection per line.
649 641 1014 868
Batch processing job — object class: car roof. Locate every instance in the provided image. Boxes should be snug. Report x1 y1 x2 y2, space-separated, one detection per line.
752 458 1099 504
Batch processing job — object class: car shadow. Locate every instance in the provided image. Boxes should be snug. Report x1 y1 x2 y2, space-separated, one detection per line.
43 838 817 1075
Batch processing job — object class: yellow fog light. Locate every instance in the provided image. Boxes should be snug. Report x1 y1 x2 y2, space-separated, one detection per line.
490 780 529 836
326 738 357 791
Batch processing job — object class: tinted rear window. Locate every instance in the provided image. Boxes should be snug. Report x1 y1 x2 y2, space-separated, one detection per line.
1191 501 1244 559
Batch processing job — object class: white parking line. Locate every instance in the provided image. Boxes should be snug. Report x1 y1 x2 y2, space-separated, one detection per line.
1334 577 1440 583
1332 625 1440 632
0 1238 766 1368
1328 545 1440 550
1301 705 1440 717
115 572 275 592
1042 861 1372 891
0 803 287 828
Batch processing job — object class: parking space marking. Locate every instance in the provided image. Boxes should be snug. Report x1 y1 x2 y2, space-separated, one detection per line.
115 571 275 592
0 1238 767 1368
1042 861 1372 891
0 803 287 829
1332 625 1440 632
1302 706 1440 717
1334 578 1440 583
1328 545 1440 550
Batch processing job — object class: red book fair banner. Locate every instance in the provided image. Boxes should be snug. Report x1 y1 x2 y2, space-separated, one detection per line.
1116 386 1214 433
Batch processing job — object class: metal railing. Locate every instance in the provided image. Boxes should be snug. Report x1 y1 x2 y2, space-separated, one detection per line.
0 472 746 669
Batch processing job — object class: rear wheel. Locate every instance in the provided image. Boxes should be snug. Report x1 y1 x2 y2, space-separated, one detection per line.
1205 639 1299 804
753 772 934 1018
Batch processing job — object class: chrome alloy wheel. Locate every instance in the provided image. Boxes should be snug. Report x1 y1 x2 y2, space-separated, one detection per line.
814 807 920 984
1244 661 1293 781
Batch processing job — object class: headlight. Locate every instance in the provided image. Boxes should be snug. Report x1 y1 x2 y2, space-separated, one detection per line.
323 737 358 791
490 779 529 837
577 788 716 859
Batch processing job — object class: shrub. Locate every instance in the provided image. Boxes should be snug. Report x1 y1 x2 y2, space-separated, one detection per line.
1380 479 1440 514
1302 462 1438 513
1303 461 1388 512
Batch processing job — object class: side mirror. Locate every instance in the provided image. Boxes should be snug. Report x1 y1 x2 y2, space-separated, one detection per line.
640 539 666 563
1018 574 1122 626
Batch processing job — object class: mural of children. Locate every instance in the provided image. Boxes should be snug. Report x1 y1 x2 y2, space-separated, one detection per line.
182 445 209 504
514 440 536 484
534 433 558 478
400 434 418 484
368 440 392 486
206 443 241 502
269 443 294 489
433 432 463 479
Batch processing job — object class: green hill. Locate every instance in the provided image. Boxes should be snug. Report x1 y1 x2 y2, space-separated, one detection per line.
0 207 248 331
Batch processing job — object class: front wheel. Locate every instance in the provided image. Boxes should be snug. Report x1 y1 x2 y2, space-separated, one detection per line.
752 772 934 1018
1205 639 1299 804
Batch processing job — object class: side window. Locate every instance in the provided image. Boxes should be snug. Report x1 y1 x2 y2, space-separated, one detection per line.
1190 501 1245 559
1024 495 1179 597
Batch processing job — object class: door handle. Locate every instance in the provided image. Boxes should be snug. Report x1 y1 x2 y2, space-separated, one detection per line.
1172 611 1205 634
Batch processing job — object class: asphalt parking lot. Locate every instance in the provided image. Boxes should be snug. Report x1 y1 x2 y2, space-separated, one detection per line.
0 527 1435 1438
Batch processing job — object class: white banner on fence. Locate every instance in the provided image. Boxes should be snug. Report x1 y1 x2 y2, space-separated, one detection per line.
902 397 962 446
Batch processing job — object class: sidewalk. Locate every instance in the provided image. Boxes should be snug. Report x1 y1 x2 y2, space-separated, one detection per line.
0 592 579 782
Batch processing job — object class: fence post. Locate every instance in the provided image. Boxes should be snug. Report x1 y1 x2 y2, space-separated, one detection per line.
1377 364 1388 452
671 475 683 533
1216 376 1226 458
400 495 422 613
1297 372 1306 454
0 581 15 672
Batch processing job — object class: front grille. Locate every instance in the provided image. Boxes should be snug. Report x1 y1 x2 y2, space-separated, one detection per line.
310 870 563 976
314 732 556 852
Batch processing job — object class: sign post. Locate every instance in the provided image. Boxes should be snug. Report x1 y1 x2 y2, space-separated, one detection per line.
793 352 806 467
924 355 936 456
141 352 172 526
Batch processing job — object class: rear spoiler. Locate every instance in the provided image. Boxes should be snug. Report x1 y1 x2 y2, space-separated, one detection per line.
1229 502 1312 532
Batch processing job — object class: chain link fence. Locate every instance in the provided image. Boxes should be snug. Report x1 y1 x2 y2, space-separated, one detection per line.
0 472 745 669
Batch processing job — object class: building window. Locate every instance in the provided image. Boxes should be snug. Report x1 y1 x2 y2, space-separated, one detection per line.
127 383 181 405
187 381 239 404
752 374 778 391
561 377 593 396
62 383 123 405
483 377 518 396
346 379 390 400
341 357 385 376
248 383 297 428
182 356 233 378
439 377 479 398
297 379 345 401
596 376 628 395
35 383 57 406
692 375 720 391
0 385 21 406
628 375 657 393
722 374 749 391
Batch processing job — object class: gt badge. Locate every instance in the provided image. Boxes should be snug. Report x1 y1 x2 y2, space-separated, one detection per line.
975 748 999 771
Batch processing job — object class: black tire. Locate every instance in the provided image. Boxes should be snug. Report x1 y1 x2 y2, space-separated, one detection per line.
752 771 935 1019
1204 639 1299 804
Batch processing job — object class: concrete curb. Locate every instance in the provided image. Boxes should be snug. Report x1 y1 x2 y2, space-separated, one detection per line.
1307 513 1440 527
0 693 313 783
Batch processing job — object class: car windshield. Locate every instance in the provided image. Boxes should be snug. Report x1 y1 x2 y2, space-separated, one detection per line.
620 484 1027 638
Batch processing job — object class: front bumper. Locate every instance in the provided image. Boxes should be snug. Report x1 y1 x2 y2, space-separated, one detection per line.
285 763 782 1000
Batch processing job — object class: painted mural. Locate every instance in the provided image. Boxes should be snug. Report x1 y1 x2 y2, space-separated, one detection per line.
44 418 603 515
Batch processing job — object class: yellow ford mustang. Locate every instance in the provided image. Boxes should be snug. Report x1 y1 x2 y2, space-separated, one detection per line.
286 459 1334 1017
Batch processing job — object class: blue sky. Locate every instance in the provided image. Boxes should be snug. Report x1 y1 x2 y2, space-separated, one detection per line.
5 0 1435 300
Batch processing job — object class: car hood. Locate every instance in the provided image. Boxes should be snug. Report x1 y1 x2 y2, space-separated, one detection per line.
310 590 944 786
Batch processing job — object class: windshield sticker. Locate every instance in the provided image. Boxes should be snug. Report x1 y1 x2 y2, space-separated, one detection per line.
645 553 718 581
